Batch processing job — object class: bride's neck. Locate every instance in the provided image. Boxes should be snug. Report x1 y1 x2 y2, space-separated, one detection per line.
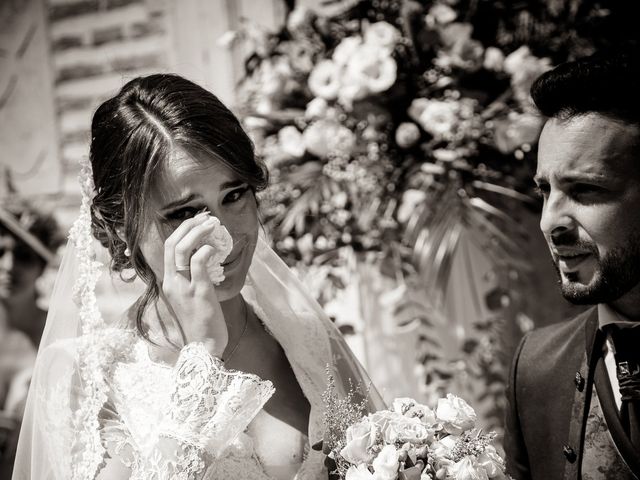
144 293 249 348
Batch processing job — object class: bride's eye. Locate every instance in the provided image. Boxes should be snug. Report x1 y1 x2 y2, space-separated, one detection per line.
164 206 207 222
223 186 249 204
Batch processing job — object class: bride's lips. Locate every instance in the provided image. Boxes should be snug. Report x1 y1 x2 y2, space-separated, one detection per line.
222 240 247 268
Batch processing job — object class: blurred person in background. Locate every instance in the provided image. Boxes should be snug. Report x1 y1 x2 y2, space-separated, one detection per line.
0 200 62 477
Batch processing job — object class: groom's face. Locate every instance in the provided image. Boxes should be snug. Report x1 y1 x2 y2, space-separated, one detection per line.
535 112 640 305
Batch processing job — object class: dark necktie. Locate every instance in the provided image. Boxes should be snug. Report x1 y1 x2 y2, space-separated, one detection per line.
608 324 640 450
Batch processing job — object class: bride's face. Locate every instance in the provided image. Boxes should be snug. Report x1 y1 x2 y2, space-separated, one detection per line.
139 149 259 301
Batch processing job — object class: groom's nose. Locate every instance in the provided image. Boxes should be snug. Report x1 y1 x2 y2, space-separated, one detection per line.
539 192 575 238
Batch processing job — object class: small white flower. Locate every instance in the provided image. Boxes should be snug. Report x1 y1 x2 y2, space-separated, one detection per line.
427 3 457 25
395 122 421 149
305 97 329 119
333 36 363 66
277 126 305 158
364 21 401 54
483 47 504 72
308 59 341 100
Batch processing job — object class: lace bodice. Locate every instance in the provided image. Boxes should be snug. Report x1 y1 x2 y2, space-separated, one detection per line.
104 339 311 480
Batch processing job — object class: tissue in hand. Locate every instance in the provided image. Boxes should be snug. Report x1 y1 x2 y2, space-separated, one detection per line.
198 215 233 285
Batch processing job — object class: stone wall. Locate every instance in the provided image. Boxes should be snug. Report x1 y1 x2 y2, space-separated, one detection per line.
48 0 172 211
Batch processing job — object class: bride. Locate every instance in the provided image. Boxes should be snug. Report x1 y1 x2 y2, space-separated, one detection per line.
12 74 384 479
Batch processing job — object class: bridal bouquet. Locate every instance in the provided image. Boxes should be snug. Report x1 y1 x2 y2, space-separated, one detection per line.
323 388 509 480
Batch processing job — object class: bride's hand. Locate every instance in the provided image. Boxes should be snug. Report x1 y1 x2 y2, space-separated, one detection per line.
160 211 228 358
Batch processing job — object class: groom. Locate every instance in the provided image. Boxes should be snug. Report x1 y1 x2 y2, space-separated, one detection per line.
504 50 640 479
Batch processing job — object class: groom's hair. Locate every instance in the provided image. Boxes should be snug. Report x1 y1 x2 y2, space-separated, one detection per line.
531 48 640 125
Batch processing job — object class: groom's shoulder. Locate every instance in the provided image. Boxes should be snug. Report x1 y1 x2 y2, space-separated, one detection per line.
518 307 596 368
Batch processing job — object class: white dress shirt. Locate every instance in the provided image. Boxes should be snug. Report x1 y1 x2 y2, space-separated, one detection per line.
597 303 640 410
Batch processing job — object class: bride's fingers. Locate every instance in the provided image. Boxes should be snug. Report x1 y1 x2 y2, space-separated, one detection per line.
163 211 210 277
174 218 218 275
190 244 216 288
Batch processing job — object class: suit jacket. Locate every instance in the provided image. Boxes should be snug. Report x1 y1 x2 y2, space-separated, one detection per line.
504 307 640 479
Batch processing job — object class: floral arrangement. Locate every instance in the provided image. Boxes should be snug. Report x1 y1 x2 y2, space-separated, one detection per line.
324 393 508 480
230 0 617 431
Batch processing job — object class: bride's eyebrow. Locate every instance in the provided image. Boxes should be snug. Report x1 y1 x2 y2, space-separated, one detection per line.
220 179 245 190
160 193 199 212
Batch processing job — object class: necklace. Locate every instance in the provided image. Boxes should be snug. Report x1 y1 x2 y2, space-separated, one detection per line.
222 300 249 363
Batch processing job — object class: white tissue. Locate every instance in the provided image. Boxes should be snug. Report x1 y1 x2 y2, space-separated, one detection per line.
198 215 233 285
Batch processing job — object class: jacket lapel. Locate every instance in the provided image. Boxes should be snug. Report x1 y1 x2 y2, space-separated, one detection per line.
594 346 640 477
563 309 600 480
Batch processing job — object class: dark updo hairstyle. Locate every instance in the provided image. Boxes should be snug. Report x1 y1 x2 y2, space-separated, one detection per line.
531 48 640 125
89 74 268 343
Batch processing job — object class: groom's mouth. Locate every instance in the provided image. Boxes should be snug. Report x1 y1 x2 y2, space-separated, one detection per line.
553 248 592 272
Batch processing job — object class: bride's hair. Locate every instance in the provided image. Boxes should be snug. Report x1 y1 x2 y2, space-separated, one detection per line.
89 73 268 342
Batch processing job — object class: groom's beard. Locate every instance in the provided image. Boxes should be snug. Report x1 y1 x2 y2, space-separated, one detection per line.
551 232 640 305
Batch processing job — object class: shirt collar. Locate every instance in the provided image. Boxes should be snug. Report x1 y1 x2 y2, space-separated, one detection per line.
598 303 640 330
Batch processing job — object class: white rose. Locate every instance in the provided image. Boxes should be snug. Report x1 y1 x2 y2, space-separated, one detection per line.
346 44 397 94
383 416 430 445
372 445 399 480
409 99 459 139
340 417 378 465
493 112 543 154
483 47 504 72
433 149 457 162
277 126 305 158
308 59 341 100
303 120 356 158
346 465 375 480
431 435 459 461
397 189 426 224
427 3 457 25
395 122 421 149
364 21 401 54
305 97 329 119
450 456 489 480
436 394 477 435
333 36 363 66
476 446 506 479
287 6 314 32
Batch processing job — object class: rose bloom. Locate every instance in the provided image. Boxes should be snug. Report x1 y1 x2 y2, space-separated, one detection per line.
483 47 504 72
426 3 457 25
286 6 315 32
476 446 507 479
333 36 363 66
436 394 477 435
493 112 543 154
395 122 421 149
345 464 374 480
391 397 436 424
372 445 399 480
409 98 459 139
364 21 401 54
348 45 397 93
503 46 552 107
448 456 490 480
340 417 378 465
308 59 341 100
303 119 356 158
383 415 431 444
305 97 329 120
277 125 306 158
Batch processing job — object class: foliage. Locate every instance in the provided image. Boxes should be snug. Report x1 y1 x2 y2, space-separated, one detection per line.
232 0 631 430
